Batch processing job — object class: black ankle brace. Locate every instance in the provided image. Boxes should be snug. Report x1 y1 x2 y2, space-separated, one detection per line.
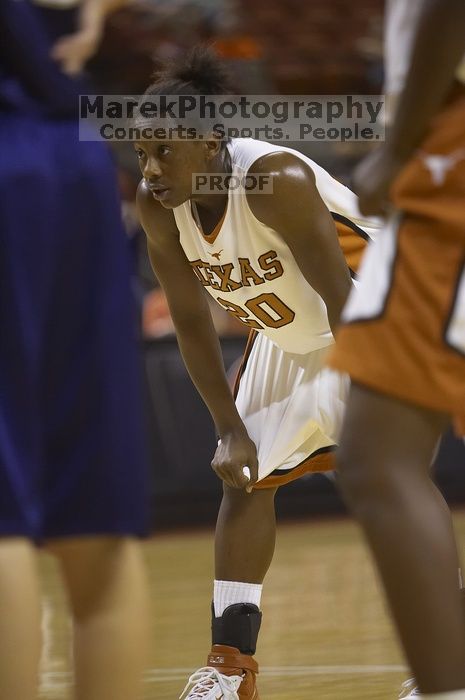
211 603 262 655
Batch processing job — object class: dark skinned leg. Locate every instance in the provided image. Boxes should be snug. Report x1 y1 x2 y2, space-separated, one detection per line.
215 483 278 582
337 383 465 694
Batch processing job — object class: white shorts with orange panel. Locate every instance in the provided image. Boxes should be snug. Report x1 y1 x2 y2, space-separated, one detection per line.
235 331 347 488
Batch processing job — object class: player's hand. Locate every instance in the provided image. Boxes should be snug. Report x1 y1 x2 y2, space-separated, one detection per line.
212 429 259 492
50 0 123 76
50 25 102 75
351 145 405 217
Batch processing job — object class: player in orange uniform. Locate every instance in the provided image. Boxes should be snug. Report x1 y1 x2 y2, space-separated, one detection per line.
329 1 465 698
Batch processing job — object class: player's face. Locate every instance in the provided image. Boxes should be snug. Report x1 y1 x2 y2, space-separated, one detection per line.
134 140 210 208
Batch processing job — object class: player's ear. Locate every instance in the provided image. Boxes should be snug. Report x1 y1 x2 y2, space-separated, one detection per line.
204 135 222 161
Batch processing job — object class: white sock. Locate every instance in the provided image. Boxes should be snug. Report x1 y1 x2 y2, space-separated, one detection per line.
213 580 263 617
423 691 465 699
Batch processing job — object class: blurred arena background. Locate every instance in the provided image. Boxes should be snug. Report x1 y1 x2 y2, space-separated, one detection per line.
82 0 465 530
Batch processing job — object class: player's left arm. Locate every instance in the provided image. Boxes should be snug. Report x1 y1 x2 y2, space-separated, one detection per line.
247 151 353 334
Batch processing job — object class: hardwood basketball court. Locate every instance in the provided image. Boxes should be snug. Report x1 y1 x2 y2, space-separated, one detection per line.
38 510 465 699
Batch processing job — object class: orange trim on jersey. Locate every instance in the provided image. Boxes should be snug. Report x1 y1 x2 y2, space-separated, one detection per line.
233 329 258 398
333 217 369 275
253 449 335 490
191 202 228 245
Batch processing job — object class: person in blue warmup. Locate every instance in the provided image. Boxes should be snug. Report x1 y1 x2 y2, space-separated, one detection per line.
0 1 151 698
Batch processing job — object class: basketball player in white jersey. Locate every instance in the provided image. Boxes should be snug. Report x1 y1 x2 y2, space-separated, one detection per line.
135 48 380 700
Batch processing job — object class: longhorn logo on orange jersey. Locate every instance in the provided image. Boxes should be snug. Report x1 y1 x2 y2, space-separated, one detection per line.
419 149 465 186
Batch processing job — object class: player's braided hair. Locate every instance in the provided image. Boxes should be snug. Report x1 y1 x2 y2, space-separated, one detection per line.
138 45 233 145
146 45 233 97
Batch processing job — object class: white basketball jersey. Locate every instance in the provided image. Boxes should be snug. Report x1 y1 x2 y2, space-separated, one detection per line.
173 138 381 355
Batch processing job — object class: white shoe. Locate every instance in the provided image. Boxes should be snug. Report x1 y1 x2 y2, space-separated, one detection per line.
399 678 421 699
179 666 243 700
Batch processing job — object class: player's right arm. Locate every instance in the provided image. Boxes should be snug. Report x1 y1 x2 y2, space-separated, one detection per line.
353 0 465 216
136 180 258 489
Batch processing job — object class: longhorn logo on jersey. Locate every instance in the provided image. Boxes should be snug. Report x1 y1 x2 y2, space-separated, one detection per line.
419 149 465 186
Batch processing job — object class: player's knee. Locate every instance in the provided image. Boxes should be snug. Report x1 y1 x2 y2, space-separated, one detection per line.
222 482 277 511
337 445 408 525
50 536 139 620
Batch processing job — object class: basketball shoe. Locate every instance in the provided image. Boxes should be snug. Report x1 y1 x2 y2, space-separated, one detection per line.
179 645 259 700
398 678 420 698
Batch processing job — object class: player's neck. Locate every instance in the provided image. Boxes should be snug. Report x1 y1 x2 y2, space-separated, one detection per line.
190 147 231 222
